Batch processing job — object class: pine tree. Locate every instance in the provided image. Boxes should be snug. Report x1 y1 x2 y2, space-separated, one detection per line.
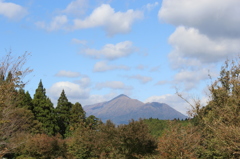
32 80 58 135
55 89 72 137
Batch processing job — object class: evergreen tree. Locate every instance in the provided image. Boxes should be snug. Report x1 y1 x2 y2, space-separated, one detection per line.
25 91 33 110
55 90 72 137
17 89 33 111
32 80 58 135
86 115 99 130
69 102 86 133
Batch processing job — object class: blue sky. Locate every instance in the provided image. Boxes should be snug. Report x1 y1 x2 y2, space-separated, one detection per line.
1 0 240 115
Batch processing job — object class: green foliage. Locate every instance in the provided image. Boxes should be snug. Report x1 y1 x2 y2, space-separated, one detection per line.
85 115 99 130
32 80 58 135
55 90 72 137
143 118 191 137
66 125 99 159
17 89 33 111
143 118 169 137
117 119 158 158
7 51 240 158
16 155 36 159
67 102 86 136
67 119 158 159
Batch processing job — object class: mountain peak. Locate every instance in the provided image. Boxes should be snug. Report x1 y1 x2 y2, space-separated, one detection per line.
84 94 187 125
104 94 131 105
109 94 130 101
116 94 129 98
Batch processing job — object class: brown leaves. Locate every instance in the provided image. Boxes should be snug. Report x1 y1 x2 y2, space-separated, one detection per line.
158 122 201 159
19 134 67 159
174 57 240 158
0 51 33 157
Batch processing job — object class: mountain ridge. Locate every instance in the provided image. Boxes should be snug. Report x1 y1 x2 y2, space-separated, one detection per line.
84 94 187 124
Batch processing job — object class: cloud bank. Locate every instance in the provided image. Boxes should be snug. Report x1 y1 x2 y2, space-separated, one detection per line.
126 74 152 84
93 61 129 72
82 41 137 60
158 0 240 91
0 0 28 20
36 3 143 36
55 70 81 78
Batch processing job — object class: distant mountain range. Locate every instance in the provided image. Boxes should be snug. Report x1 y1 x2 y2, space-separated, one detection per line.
84 94 187 125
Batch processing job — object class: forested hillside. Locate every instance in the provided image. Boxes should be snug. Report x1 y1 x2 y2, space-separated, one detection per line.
1 52 240 158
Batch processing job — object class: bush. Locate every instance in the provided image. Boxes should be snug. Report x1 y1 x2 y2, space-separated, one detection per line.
66 119 158 159
18 134 67 159
157 122 200 159
175 58 240 158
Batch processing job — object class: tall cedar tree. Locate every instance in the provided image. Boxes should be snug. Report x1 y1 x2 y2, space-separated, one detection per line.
17 89 33 111
32 80 58 135
68 102 86 134
55 90 72 137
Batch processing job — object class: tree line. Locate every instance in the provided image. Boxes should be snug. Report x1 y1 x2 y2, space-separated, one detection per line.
0 52 157 159
1 51 240 158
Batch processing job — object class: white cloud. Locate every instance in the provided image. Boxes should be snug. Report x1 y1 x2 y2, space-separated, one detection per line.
155 80 168 85
55 70 81 78
48 79 119 107
35 3 143 35
158 0 240 93
63 0 88 16
0 0 28 20
145 0 240 115
126 74 152 84
48 81 90 102
150 65 161 72
145 93 209 116
168 53 202 70
168 26 240 67
95 81 132 90
159 0 240 68
93 61 129 72
82 41 137 60
145 94 189 115
35 15 68 31
173 68 210 91
136 64 146 70
73 4 143 36
159 0 240 38
82 92 117 107
71 38 87 45
48 82 128 107
145 2 159 11
74 76 91 88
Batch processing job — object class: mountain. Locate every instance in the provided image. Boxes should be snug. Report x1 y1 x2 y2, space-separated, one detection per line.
84 94 187 125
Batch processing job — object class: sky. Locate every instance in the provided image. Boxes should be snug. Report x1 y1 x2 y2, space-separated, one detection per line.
1 0 240 115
